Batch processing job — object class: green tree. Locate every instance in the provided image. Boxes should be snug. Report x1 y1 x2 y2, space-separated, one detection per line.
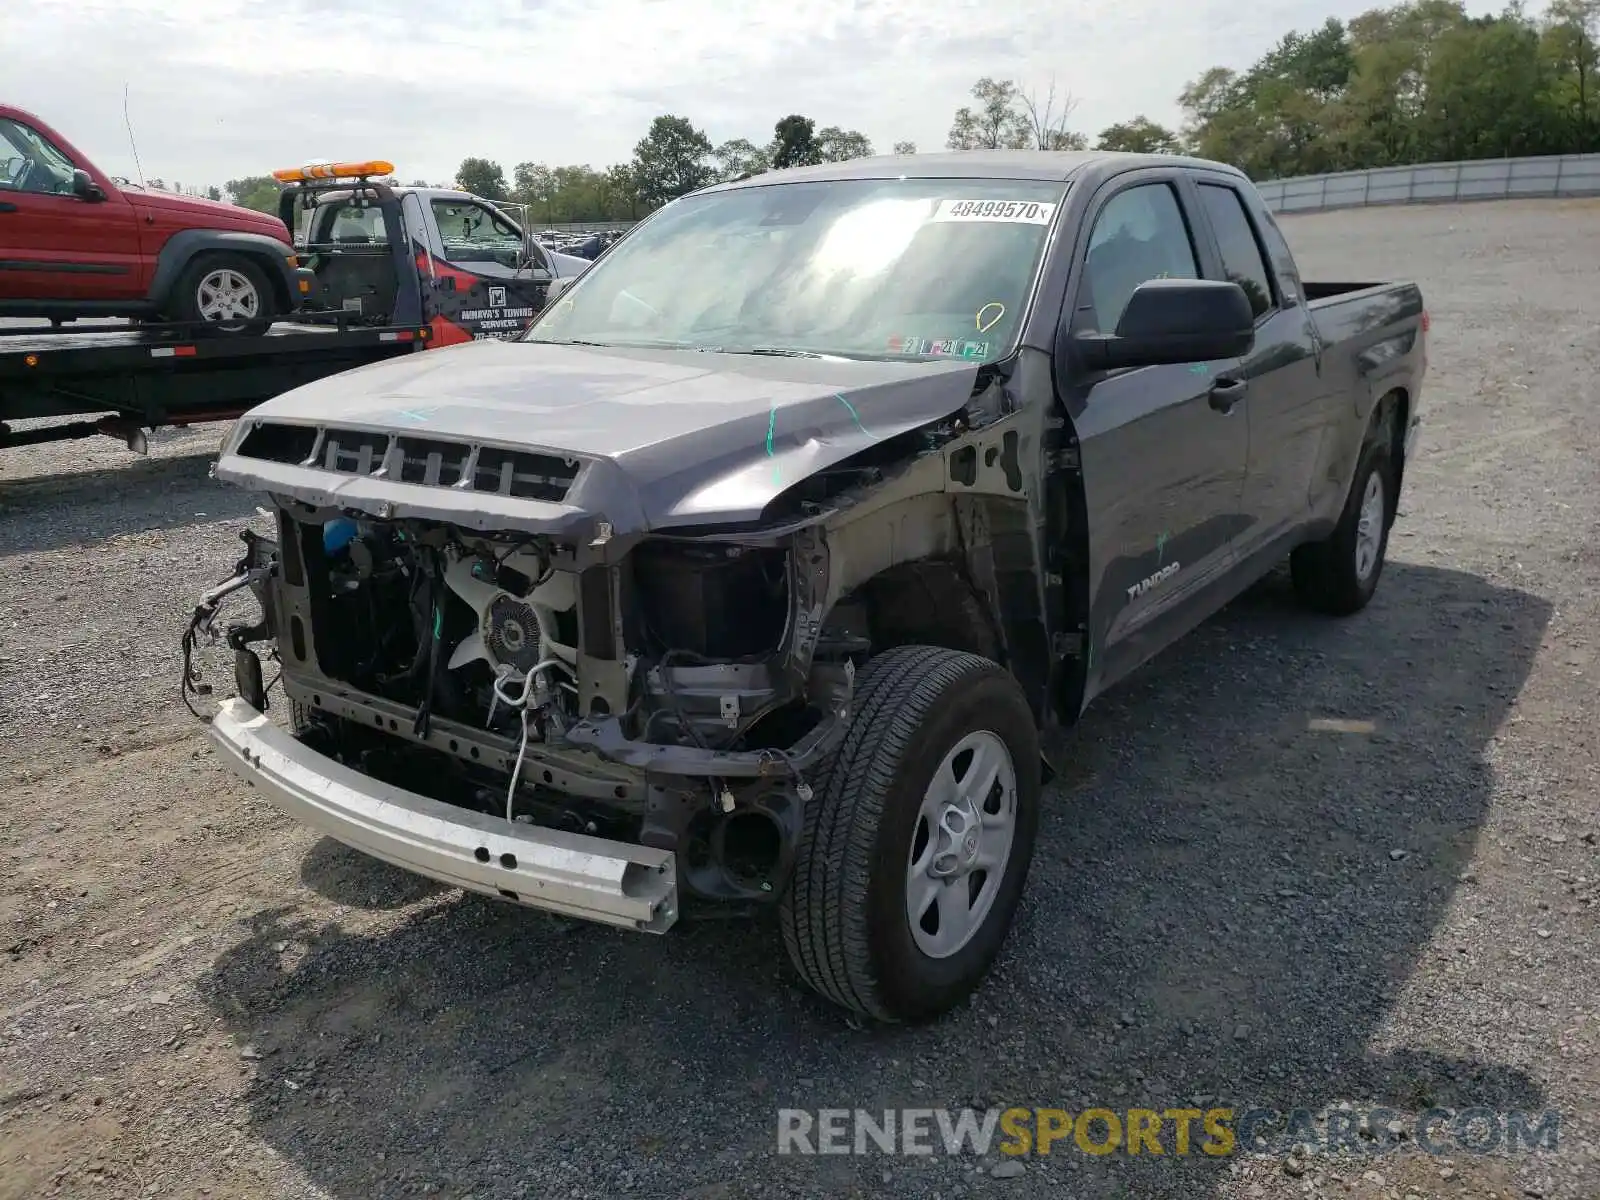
1095 116 1183 154
1544 0 1600 149
1170 0 1560 177
1420 12 1557 160
712 137 770 180
946 77 1032 149
511 162 554 222
604 163 640 219
630 115 714 208
226 175 282 214
892 140 917 155
816 126 874 161
455 157 508 200
770 115 822 168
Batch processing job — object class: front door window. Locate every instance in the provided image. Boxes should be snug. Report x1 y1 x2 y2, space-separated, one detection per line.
0 117 77 196
430 199 524 269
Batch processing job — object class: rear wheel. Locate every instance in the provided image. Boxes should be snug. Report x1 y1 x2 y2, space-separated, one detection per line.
167 254 276 331
779 646 1041 1021
1290 435 1395 615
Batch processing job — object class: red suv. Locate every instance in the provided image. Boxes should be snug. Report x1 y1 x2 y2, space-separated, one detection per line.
0 105 311 327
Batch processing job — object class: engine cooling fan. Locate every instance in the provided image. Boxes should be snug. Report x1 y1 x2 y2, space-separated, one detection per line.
443 555 544 676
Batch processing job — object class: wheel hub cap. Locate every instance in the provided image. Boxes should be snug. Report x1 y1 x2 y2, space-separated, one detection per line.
197 269 260 322
905 730 1018 959
1355 470 1385 582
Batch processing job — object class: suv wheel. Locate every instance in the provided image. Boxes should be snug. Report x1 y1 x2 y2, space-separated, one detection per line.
779 645 1041 1022
168 254 276 332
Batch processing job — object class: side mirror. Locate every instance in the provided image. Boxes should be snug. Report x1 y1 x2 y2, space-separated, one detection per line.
544 275 576 302
71 169 105 202
1074 278 1255 371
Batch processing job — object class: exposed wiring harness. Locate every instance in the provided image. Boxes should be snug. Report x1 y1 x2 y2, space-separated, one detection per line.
180 562 276 722
488 658 565 824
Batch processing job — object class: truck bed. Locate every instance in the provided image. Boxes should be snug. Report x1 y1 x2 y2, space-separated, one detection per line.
1302 280 1394 304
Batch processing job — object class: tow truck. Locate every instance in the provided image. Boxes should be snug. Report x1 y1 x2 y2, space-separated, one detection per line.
1 159 590 451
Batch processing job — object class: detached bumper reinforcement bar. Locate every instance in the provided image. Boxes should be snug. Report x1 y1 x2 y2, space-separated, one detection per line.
209 698 678 932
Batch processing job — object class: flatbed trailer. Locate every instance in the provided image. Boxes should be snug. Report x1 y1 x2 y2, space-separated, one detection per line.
0 317 429 450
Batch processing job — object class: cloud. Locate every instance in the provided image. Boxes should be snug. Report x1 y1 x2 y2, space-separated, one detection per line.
5 0 1504 189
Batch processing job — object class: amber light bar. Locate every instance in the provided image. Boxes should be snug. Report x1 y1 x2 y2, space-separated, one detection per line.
271 160 395 183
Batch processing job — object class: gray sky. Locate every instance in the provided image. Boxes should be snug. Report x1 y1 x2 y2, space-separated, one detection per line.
6 0 1506 189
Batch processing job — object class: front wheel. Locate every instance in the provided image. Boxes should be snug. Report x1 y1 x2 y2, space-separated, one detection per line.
166 254 276 332
779 645 1041 1022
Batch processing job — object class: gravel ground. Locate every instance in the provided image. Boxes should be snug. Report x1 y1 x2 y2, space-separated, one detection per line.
2 198 1598 1200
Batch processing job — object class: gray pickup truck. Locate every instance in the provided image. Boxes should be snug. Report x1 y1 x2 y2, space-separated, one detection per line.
187 150 1425 1023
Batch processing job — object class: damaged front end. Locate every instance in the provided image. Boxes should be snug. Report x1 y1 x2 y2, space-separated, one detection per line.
182 323 1068 946
185 435 877 932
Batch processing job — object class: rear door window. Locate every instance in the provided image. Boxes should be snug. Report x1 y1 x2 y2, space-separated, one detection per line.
1196 183 1277 319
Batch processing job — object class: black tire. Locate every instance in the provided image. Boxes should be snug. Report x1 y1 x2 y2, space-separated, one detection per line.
1290 435 1395 615
165 253 276 331
779 645 1041 1022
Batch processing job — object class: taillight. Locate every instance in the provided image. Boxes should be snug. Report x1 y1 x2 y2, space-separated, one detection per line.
1421 309 1430 333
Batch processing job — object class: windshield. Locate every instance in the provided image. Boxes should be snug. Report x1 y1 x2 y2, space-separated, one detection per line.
525 177 1066 363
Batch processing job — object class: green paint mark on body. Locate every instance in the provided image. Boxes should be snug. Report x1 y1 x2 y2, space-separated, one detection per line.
833 392 871 437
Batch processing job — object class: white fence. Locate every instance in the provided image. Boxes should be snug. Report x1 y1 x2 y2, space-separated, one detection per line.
533 155 1600 229
1256 154 1600 213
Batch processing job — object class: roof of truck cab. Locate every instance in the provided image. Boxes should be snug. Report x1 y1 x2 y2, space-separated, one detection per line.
311 186 478 204
699 150 1248 193
395 186 507 204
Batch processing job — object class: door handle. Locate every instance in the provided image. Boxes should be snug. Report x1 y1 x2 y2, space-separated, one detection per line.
0 202 17 213
1209 376 1248 413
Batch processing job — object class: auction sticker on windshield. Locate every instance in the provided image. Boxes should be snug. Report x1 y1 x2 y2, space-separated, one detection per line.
885 335 991 358
930 199 1056 224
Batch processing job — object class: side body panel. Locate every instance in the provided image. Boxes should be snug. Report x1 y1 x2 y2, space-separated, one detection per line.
1303 283 1425 525
1017 158 1423 715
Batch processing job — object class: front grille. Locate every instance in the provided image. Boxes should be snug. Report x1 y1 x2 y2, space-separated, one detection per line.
395 436 471 487
233 421 582 502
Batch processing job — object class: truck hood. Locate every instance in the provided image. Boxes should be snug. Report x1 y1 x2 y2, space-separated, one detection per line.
219 338 984 534
126 189 289 239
